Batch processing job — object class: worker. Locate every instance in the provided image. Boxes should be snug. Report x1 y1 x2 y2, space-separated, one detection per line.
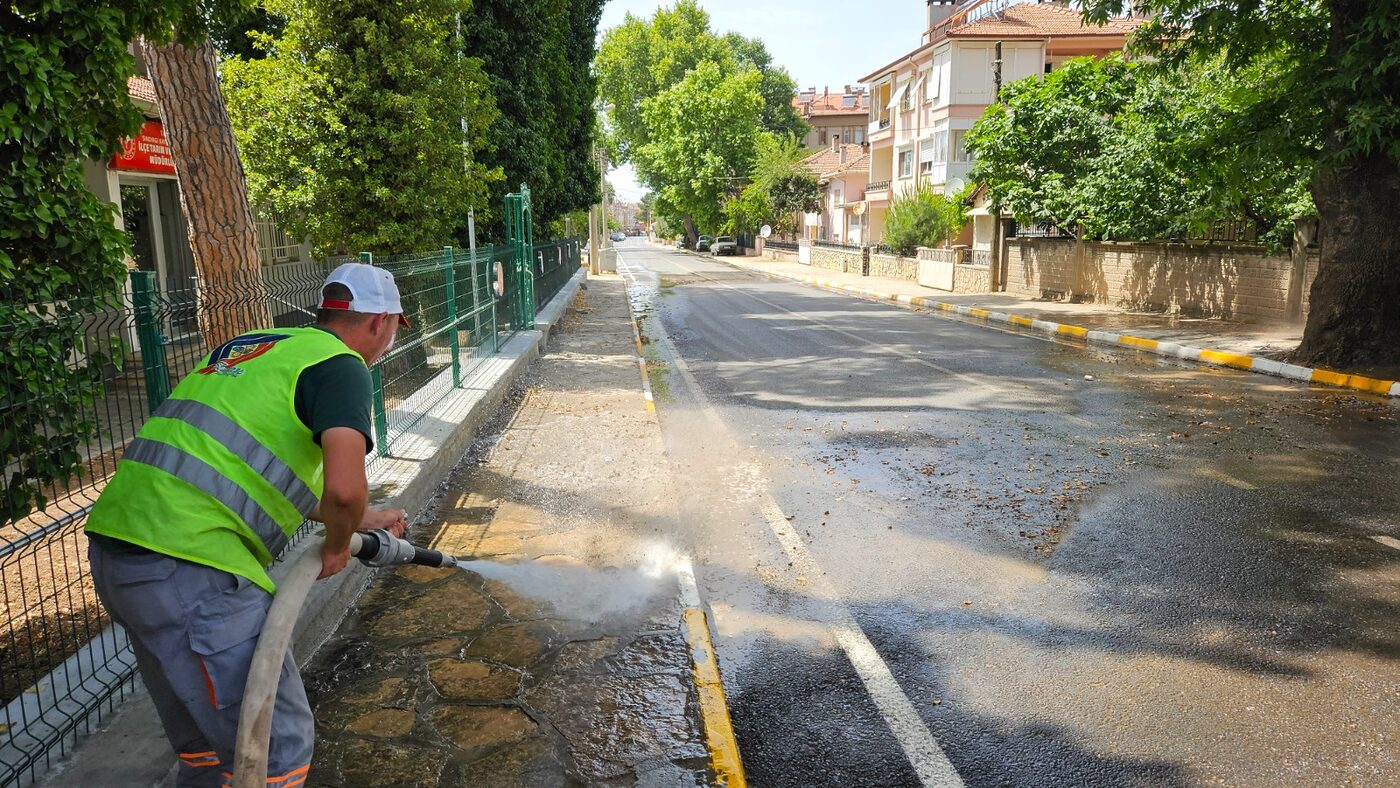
85 263 412 788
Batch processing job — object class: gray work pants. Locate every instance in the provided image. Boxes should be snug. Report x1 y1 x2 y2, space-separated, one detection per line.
88 539 314 788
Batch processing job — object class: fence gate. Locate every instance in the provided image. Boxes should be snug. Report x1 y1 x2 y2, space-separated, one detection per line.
503 184 535 330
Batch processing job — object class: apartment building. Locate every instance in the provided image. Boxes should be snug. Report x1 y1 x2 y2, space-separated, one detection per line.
799 140 871 243
858 0 1140 242
792 86 870 149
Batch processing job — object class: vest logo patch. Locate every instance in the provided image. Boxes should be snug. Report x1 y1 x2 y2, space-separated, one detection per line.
197 333 291 376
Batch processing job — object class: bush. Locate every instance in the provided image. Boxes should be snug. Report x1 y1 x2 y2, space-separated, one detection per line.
881 184 966 257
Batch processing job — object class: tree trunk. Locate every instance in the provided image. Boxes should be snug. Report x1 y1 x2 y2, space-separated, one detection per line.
683 215 698 248
141 37 272 349
1294 149 1400 374
1292 0 1400 375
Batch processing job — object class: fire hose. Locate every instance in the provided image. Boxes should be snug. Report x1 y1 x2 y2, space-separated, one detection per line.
230 529 458 787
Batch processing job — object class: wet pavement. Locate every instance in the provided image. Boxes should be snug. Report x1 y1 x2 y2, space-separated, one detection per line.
617 239 1400 787
730 256 1308 361
303 279 713 787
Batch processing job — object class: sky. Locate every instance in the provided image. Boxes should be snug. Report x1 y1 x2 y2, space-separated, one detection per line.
599 0 928 202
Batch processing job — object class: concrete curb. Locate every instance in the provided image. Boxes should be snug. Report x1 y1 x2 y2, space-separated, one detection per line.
620 258 744 786
736 263 1400 399
36 265 589 788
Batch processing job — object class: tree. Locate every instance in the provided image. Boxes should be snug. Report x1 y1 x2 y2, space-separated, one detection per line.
966 54 1316 249
725 134 819 237
143 37 272 347
0 0 211 522
596 3 804 242
222 0 500 256
634 61 765 240
1079 0 1400 370
722 33 808 140
594 1 730 161
882 184 967 256
459 0 604 238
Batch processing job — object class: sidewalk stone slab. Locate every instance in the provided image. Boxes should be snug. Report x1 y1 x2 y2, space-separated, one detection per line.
303 278 712 787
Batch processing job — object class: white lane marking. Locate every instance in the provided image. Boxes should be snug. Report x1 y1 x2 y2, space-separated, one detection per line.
1199 467 1258 491
1371 535 1400 552
619 249 965 788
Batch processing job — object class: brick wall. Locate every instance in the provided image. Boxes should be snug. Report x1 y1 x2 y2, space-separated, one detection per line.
868 253 918 280
1004 238 1320 322
1005 239 1076 298
810 246 865 274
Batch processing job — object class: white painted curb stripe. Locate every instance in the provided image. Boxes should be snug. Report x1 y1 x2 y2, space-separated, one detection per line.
750 265 1399 398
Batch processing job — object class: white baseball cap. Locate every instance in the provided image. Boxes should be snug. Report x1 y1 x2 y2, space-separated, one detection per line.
321 263 410 327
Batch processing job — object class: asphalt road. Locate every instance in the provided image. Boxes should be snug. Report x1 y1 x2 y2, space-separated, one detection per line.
613 239 1400 788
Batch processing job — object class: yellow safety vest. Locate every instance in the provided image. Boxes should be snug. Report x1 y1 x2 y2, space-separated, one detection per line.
86 327 364 593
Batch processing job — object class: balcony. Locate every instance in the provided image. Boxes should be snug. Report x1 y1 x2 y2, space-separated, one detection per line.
865 180 891 204
867 117 892 144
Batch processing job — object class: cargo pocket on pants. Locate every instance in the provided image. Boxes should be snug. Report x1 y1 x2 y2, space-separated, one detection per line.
188 578 267 710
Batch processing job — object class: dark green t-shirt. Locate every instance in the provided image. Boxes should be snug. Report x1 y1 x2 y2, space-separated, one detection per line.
295 326 374 456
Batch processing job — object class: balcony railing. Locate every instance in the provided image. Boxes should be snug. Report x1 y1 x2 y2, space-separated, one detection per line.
867 180 891 192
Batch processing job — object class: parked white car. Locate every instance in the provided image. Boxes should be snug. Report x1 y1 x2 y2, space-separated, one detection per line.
711 236 738 256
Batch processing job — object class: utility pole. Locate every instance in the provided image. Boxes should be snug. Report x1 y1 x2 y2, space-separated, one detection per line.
590 145 605 274
989 40 1004 292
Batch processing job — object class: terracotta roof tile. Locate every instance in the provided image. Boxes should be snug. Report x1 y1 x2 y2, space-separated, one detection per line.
792 90 868 118
128 75 157 104
949 3 1142 38
801 144 868 177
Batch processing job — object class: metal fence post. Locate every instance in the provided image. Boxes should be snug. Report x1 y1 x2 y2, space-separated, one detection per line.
369 365 388 457
444 246 461 388
488 243 499 352
130 270 171 413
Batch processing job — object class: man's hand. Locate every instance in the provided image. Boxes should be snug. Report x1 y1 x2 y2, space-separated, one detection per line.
361 508 409 538
318 540 351 580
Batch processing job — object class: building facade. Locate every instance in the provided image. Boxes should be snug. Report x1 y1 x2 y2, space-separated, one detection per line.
858 0 1141 243
800 141 871 244
792 86 870 150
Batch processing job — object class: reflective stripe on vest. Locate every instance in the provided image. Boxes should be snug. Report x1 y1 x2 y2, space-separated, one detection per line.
154 398 319 516
123 438 290 558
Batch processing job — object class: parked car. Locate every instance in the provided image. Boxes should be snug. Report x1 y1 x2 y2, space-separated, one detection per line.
674 236 689 249
711 236 738 256
610 231 626 242
695 235 712 252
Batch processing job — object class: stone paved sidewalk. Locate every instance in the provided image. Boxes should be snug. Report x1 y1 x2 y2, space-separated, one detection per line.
303 277 712 787
725 254 1305 359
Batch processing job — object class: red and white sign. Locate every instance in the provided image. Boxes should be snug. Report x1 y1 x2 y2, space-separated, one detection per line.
111 121 176 175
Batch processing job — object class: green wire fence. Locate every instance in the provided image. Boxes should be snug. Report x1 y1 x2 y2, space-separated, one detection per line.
0 222 582 785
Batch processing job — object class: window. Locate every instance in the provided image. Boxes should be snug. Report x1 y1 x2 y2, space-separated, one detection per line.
929 129 949 164
898 81 912 112
919 138 936 174
921 70 933 103
819 129 828 144
898 148 913 178
854 128 865 144
952 129 975 163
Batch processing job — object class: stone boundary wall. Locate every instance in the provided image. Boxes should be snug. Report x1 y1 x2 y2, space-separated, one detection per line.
1005 238 1320 322
954 263 990 293
810 245 865 274
868 252 918 280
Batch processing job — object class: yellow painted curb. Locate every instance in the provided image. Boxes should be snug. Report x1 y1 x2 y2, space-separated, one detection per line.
1199 348 1254 370
1118 335 1159 352
683 607 746 787
740 262 1400 399
624 298 658 413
